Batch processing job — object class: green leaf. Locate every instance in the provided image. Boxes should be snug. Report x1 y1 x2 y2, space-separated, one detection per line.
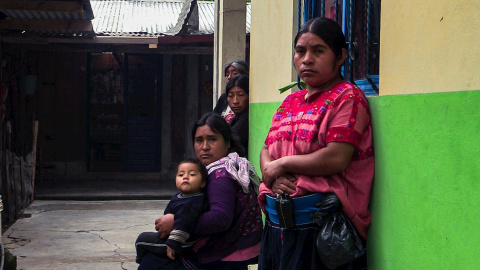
278 81 307 94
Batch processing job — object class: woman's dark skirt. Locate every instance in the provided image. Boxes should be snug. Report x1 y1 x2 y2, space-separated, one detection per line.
257 219 367 270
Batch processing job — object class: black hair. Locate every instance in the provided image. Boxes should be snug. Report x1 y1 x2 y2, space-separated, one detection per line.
226 74 249 95
294 17 347 61
177 158 208 183
192 112 246 157
224 60 249 77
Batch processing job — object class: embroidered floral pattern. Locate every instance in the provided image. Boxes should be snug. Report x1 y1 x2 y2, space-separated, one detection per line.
265 81 373 160
208 152 260 193
260 82 374 240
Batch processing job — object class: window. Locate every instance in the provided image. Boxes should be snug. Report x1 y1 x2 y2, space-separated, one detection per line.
301 0 380 95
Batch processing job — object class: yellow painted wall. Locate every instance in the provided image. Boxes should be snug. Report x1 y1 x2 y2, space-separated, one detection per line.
380 0 480 95
250 0 299 103
214 0 247 98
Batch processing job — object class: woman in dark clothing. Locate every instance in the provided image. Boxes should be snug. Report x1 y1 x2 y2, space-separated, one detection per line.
226 74 250 156
213 60 249 123
138 113 262 270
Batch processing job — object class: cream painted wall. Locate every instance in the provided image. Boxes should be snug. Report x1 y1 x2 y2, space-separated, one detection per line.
214 0 246 101
250 0 299 103
380 0 480 95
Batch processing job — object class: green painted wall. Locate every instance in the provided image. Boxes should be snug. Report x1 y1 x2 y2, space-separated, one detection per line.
368 90 480 269
249 90 480 269
249 102 281 172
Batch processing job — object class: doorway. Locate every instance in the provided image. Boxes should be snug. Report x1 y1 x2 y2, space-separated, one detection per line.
88 53 161 172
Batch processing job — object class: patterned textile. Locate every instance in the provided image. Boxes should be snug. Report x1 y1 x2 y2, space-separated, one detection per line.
207 152 260 194
222 106 236 123
195 166 263 263
259 81 374 239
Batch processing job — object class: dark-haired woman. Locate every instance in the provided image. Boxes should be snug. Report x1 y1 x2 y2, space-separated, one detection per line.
138 112 262 270
257 17 374 270
226 74 249 156
213 60 249 123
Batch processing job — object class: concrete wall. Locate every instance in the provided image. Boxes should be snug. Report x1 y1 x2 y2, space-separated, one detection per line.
379 0 480 95
367 91 480 269
249 0 480 268
248 0 300 163
250 0 299 104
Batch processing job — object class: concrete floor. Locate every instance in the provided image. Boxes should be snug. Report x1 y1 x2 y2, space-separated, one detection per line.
2 199 169 270
1 177 179 269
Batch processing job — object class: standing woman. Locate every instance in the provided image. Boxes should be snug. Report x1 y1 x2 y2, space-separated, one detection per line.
258 17 374 269
139 112 262 270
226 74 250 156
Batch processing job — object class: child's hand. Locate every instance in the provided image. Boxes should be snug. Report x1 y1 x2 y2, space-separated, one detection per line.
167 246 175 260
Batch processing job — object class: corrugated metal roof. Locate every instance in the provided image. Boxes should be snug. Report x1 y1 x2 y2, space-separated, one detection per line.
0 0 94 20
1 9 90 21
0 0 95 36
91 0 251 37
0 0 251 39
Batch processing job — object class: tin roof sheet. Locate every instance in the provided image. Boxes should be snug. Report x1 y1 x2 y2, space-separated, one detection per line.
90 0 251 37
0 0 94 36
0 0 251 38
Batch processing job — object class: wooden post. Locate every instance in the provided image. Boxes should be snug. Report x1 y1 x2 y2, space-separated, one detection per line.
31 120 38 201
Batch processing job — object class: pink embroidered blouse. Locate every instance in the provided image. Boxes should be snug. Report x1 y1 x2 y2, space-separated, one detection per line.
258 81 374 239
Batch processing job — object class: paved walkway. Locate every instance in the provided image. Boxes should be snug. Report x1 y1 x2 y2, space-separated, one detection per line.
2 199 168 270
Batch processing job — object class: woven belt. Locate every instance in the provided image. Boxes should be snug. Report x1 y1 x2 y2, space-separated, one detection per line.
264 193 324 226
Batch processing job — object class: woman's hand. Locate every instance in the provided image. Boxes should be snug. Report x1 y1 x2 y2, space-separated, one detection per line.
271 174 297 195
155 214 174 238
260 146 296 193
262 158 287 187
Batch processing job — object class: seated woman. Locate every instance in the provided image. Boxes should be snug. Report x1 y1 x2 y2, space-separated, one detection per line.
226 74 249 156
138 112 263 270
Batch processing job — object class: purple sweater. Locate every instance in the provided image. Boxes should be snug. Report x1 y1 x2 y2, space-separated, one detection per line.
194 167 263 264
